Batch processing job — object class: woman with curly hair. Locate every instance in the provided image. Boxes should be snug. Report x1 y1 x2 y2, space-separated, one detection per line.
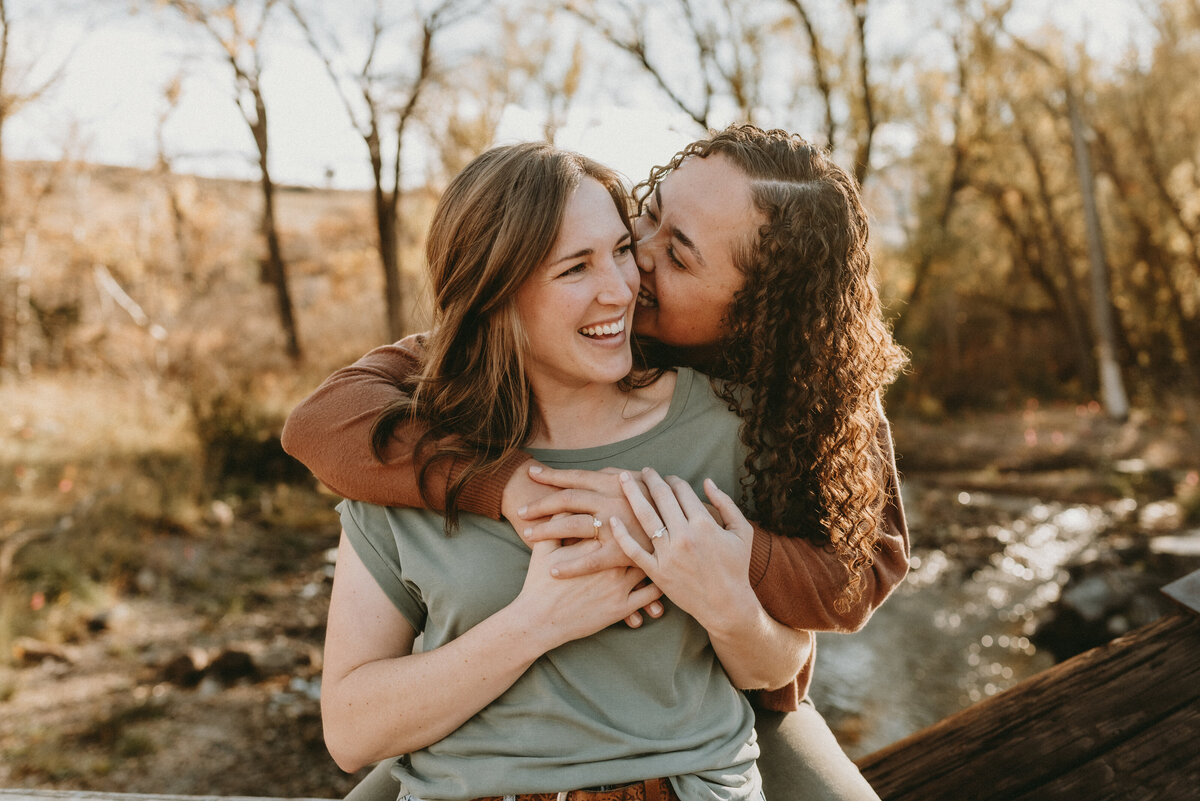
283 124 908 800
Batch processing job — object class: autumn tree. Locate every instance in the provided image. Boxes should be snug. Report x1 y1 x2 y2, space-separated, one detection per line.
289 0 484 341
151 0 301 360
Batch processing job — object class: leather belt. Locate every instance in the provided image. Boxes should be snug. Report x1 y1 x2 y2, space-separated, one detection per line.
472 777 678 801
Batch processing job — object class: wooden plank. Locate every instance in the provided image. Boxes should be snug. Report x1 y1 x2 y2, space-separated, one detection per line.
1161 568 1200 615
857 613 1200 801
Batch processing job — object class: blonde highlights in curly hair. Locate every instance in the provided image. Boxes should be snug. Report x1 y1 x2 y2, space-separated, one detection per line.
635 124 907 610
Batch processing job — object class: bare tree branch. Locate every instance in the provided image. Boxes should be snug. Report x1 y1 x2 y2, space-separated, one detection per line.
780 0 835 147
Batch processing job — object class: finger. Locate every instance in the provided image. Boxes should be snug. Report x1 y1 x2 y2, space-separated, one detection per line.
526 465 608 491
610 515 657 574
618 472 667 541
522 513 603 543
549 539 629 578
521 489 602 520
640 468 688 531
624 611 643 628
644 599 665 618
625 581 665 614
664 475 710 522
703 478 751 535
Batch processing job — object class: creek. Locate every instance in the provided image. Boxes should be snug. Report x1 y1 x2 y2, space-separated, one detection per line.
809 476 1191 759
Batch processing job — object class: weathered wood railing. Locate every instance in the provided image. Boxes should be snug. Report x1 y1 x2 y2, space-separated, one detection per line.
856 569 1200 800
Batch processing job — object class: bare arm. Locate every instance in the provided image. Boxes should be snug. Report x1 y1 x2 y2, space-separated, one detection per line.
280 334 529 516
321 531 662 772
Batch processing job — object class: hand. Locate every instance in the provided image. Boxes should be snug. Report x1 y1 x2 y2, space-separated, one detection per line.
609 469 758 634
513 539 663 649
519 466 654 575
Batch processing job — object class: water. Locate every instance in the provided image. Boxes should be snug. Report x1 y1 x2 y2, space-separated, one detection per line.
809 480 1123 758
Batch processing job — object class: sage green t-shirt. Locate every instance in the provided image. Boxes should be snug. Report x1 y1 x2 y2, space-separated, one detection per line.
338 368 761 801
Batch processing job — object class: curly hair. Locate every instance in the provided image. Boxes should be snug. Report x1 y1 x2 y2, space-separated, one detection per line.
634 125 907 611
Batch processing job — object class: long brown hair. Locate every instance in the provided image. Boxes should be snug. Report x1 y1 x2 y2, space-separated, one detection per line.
371 142 633 530
635 124 907 610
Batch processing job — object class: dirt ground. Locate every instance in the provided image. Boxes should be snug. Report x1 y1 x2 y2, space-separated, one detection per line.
2 400 1198 797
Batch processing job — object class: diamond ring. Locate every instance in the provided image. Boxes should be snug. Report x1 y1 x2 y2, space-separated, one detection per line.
651 526 668 540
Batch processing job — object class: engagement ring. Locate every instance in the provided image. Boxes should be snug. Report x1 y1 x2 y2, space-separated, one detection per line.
652 526 668 540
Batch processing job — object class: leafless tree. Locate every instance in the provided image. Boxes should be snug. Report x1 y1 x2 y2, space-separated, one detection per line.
290 0 482 341
156 0 301 360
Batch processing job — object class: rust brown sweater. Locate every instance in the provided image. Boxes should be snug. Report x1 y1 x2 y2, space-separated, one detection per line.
281 335 910 711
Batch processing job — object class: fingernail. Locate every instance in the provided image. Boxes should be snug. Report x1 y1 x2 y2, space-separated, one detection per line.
619 471 630 481
523 527 532 538
518 506 527 517
629 613 642 627
529 465 542 474
550 567 560 577
650 602 664 617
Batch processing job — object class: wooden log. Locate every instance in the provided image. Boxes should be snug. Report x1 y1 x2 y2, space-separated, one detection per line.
857 613 1200 800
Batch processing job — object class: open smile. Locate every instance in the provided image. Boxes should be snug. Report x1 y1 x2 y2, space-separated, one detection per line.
636 285 658 308
579 316 626 338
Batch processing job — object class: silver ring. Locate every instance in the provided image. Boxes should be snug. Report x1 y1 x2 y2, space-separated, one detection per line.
591 515 603 531
651 526 668 540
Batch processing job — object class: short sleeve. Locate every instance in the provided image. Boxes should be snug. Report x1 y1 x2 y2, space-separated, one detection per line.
337 500 427 630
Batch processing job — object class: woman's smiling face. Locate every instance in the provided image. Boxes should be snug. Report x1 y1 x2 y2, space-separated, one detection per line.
632 154 763 347
514 177 638 395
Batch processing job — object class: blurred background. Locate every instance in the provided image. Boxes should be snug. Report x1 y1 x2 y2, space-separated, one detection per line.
1 0 1198 795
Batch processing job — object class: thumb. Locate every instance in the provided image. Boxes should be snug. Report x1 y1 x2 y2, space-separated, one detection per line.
609 516 656 574
703 479 750 538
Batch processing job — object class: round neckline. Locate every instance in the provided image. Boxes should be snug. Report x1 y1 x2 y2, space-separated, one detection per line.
525 368 696 464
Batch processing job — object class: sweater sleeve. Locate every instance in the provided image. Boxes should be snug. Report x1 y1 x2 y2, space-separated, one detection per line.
280 334 526 519
745 408 910 634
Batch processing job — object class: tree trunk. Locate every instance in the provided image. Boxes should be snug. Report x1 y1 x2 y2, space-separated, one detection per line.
1067 86 1129 420
375 182 404 341
1018 124 1096 384
250 92 300 361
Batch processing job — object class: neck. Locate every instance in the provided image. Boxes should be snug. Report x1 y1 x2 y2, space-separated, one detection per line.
526 373 675 449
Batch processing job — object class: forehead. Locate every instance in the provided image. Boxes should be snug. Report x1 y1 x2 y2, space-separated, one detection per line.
549 178 626 254
658 154 760 254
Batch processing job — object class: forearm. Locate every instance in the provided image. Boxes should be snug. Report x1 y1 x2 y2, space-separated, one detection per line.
282 335 523 518
322 601 551 772
702 595 814 691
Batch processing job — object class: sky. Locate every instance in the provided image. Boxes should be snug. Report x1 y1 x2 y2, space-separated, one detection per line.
4 0 1154 191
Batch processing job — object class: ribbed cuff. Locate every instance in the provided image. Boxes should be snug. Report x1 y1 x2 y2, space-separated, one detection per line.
748 523 773 588
452 450 531 520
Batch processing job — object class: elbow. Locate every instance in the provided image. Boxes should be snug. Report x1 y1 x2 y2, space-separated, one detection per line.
321 697 376 774
326 742 368 775
279 412 305 460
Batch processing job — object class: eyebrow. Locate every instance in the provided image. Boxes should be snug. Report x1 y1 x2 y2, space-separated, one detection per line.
547 232 632 267
654 184 707 268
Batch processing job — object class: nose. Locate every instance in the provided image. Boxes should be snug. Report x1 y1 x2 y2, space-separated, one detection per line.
598 254 636 307
633 219 656 274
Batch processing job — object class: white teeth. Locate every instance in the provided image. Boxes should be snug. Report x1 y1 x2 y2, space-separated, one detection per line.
637 287 657 308
580 318 626 337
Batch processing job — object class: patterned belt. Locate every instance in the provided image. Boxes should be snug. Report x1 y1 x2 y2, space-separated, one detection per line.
472 777 679 801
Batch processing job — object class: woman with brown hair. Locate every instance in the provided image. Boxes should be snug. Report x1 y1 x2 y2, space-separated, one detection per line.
320 140 807 801
284 124 908 800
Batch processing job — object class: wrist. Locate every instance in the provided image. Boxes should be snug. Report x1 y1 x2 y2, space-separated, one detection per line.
500 458 542 526
695 585 763 641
